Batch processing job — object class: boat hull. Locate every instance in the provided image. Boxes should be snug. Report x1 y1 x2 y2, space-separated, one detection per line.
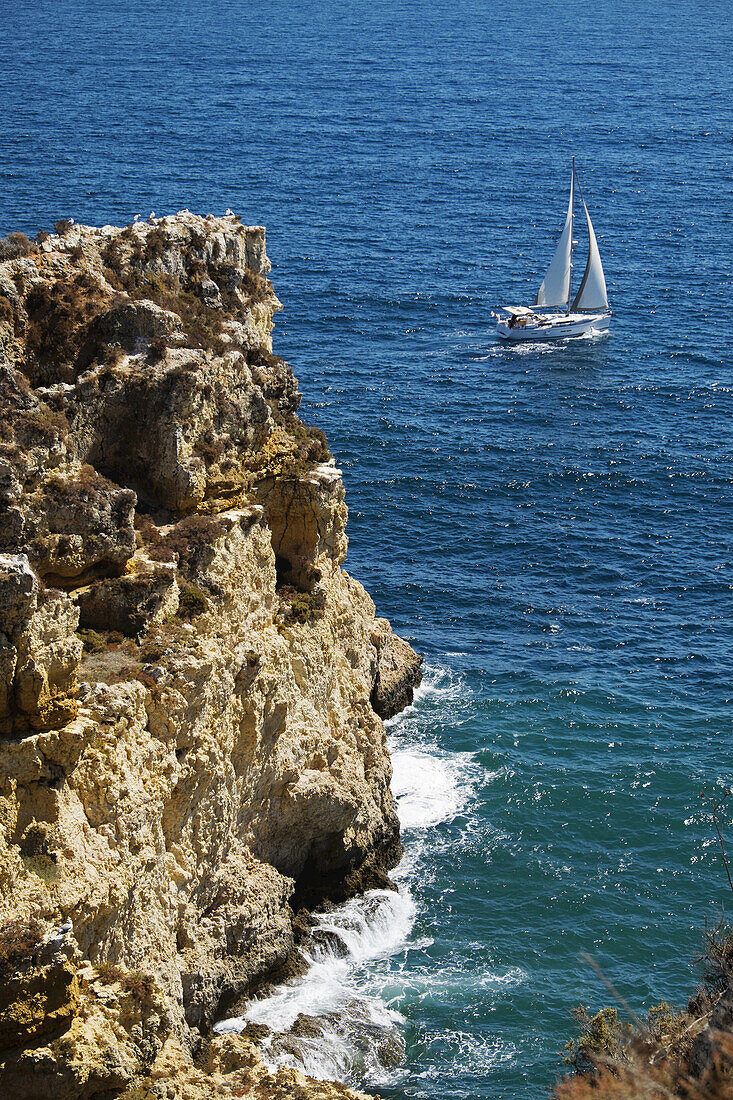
497 311 611 341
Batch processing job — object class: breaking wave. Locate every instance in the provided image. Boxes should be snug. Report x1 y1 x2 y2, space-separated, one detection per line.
215 662 483 1088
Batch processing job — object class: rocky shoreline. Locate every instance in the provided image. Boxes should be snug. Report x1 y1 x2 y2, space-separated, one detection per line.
0 213 422 1098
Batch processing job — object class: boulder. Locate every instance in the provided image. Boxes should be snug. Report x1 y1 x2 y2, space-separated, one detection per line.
370 617 423 719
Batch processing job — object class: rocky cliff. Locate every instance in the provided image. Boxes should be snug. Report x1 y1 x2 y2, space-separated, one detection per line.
0 213 422 1099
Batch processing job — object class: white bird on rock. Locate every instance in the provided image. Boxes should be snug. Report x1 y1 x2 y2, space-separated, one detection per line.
49 918 73 948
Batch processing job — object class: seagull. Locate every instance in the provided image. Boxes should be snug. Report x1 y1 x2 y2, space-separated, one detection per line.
133 214 140 223
48 918 73 948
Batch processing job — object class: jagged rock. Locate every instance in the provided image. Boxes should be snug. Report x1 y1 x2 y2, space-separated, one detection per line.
90 297 182 353
0 554 82 734
370 617 423 719
75 553 179 636
199 278 223 309
0 939 79 1051
0 949 172 1100
0 552 36 635
18 470 137 585
0 213 420 1098
299 927 349 959
256 464 348 590
68 353 278 513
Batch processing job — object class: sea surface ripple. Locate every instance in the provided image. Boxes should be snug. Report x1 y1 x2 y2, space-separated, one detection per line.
2 1 732 1095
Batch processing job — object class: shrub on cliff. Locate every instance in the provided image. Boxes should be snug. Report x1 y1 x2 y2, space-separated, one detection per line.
561 1007 634 1075
277 585 326 626
241 266 273 303
177 582 209 619
134 513 176 562
95 961 125 983
143 224 168 262
24 274 115 385
0 295 14 330
0 400 70 453
555 929 733 1098
119 969 156 1000
0 232 37 261
0 918 45 972
164 514 227 576
77 628 108 654
101 264 230 355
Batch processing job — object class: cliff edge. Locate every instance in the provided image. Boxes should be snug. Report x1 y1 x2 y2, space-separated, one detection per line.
0 214 422 1099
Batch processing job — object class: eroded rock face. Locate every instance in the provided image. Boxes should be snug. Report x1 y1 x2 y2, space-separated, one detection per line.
370 618 423 720
0 213 420 1098
0 553 82 734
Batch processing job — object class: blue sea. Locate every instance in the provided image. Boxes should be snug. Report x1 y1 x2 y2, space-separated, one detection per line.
3 2 732 1096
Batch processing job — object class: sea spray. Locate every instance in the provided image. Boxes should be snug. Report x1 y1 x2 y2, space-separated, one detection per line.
216 663 482 1086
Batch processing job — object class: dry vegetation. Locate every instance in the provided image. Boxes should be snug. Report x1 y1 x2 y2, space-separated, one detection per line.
0 232 38 261
277 585 326 626
100 222 275 358
0 918 45 973
118 970 156 1000
177 582 209 619
23 273 116 385
554 928 733 1099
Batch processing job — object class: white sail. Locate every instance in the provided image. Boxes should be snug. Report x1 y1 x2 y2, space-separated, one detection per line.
534 169 574 309
571 196 608 312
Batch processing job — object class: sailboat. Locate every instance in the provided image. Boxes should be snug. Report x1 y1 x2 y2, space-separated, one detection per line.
495 158 611 341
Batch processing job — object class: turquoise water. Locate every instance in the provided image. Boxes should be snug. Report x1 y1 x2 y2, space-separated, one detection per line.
2 1 733 1095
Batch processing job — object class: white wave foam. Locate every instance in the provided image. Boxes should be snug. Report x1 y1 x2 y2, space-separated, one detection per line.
216 661 481 1089
391 746 478 830
313 888 417 966
415 661 465 703
216 887 417 1083
388 662 481 832
415 1029 518 1078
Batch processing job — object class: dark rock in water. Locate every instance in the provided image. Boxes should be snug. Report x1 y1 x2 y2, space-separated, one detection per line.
289 1013 326 1039
292 834 403 912
304 928 349 958
377 1030 407 1068
291 908 317 937
240 1021 272 1042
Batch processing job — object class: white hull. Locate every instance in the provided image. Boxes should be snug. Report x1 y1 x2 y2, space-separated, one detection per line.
496 310 610 342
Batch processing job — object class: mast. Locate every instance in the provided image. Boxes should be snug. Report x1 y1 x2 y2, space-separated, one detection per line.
567 157 575 314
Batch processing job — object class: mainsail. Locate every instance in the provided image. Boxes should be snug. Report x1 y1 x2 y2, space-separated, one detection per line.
534 167 574 309
571 193 608 312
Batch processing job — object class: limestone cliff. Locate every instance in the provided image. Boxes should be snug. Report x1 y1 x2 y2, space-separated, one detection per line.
0 214 422 1099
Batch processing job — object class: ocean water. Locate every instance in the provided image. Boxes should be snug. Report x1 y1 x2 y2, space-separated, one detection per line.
2 1 732 1095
